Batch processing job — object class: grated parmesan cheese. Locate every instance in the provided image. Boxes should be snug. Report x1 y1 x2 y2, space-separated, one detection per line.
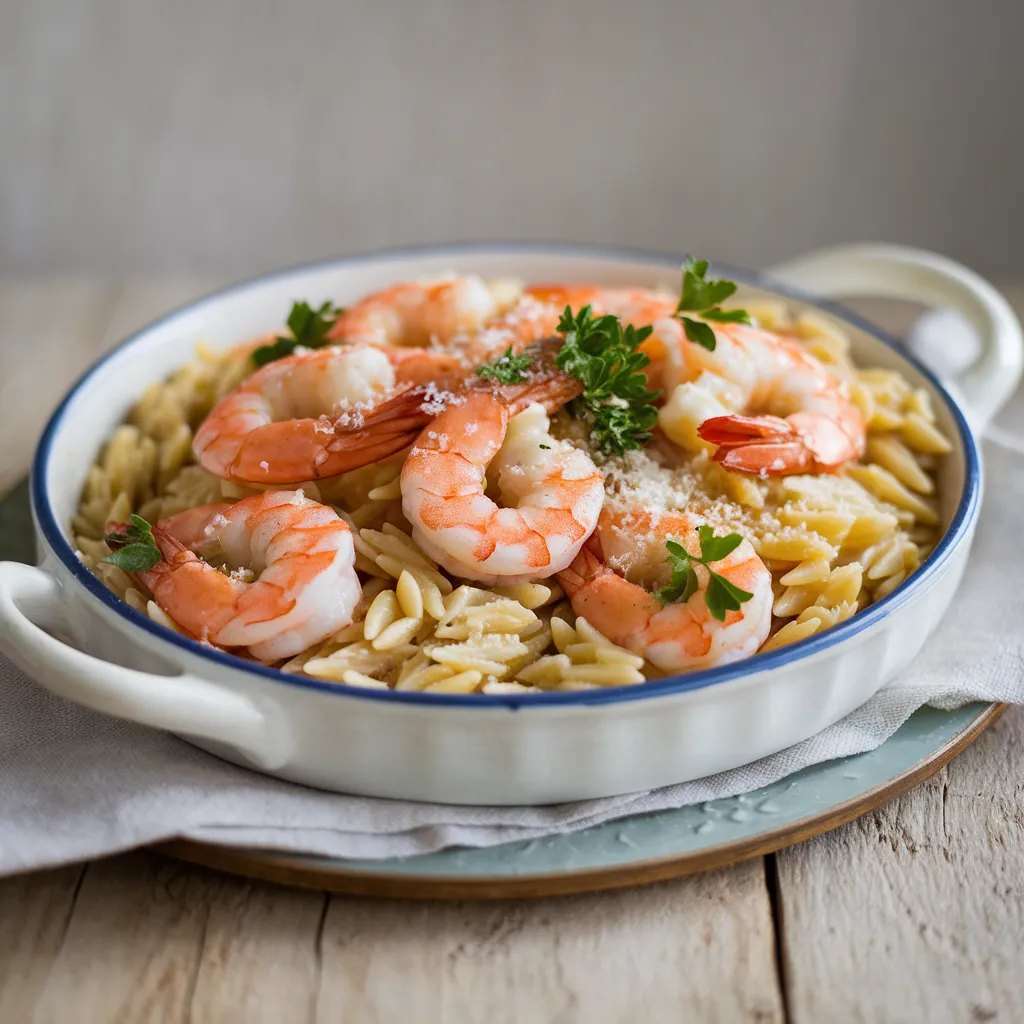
417 382 465 416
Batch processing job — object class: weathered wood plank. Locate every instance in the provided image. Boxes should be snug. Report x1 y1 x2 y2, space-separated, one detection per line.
775 707 1024 1023
0 865 86 1022
0 277 228 498
0 279 121 492
30 853 218 1024
15 854 781 1024
187 876 326 1024
16 851 328 1024
314 860 783 1024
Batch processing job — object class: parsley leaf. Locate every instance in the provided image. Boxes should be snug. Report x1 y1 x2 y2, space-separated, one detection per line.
476 346 533 384
653 539 700 607
250 336 299 366
252 300 344 367
680 317 717 351
555 305 661 456
653 527 753 621
703 308 753 325
705 572 754 622
673 257 751 352
104 514 162 573
694 524 744 562
677 257 737 310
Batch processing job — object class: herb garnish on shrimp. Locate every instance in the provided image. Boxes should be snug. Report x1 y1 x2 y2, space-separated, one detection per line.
556 509 771 671
554 306 661 456
103 514 161 572
673 257 752 352
473 308 661 455
654 529 754 621
252 300 345 367
476 346 533 385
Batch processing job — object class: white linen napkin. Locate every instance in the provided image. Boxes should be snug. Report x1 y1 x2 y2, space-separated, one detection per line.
2 315 1023 875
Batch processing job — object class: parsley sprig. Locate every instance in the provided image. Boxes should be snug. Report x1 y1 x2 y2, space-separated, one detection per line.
674 257 752 351
555 306 660 456
653 527 754 621
104 514 162 573
476 346 533 385
252 300 344 367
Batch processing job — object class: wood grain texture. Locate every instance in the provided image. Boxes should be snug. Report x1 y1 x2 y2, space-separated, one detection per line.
0 280 121 492
0 865 85 1023
175 866 328 1024
775 707 1024 1023
29 853 219 1024
4 852 330 1024
5 854 783 1024
313 862 783 1024
0 276 222 495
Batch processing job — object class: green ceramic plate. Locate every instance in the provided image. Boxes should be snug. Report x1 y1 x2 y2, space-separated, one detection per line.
1 479 1001 899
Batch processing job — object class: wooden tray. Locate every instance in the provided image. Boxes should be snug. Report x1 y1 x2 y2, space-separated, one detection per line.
156 703 1002 899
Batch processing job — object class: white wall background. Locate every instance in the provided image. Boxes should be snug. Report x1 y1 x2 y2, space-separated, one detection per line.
3 0 1022 278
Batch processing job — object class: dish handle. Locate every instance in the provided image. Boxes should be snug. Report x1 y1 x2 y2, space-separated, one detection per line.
765 243 1024 430
0 561 289 768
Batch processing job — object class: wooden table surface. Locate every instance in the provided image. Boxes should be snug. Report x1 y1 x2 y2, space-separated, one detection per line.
2 278 1023 1023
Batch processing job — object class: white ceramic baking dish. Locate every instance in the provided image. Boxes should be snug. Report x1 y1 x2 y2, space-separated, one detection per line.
0 243 1019 805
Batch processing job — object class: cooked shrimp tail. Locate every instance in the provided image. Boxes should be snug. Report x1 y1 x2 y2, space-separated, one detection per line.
698 411 862 475
481 336 584 412
194 344 468 484
653 319 866 475
315 348 585 480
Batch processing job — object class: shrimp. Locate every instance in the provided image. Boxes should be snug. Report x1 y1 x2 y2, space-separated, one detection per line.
157 501 231 546
524 284 676 327
556 509 773 672
108 491 360 661
329 276 668 358
330 275 499 347
193 343 468 484
401 393 605 584
523 285 677 388
457 283 678 366
652 318 866 475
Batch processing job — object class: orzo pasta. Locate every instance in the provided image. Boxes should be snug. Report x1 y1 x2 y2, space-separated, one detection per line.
78 266 949 692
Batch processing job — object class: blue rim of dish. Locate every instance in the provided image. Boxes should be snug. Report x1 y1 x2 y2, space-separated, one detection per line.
30 241 981 708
